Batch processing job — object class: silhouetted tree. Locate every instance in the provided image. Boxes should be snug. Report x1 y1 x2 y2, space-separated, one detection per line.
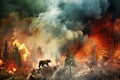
3 41 9 62
89 48 97 68
64 49 76 79
36 47 44 59
13 44 22 67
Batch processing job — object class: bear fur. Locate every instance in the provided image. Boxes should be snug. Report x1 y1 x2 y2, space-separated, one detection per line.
39 59 51 68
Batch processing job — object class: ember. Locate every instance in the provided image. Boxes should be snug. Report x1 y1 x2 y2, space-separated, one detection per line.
0 59 3 66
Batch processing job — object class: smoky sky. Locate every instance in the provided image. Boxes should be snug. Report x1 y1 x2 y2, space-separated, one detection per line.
28 0 110 60
0 0 47 18
0 0 120 54
108 0 120 19
0 0 120 19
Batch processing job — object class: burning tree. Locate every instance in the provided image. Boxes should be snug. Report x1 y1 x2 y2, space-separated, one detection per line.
13 44 22 68
88 47 97 68
3 41 10 63
64 49 76 79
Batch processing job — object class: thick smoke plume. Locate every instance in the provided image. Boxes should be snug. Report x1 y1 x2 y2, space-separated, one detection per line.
29 0 109 62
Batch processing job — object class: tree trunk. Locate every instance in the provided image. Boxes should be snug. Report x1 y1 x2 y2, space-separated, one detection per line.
70 65 72 80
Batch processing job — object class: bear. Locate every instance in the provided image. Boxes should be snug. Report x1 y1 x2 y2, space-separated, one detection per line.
39 59 51 68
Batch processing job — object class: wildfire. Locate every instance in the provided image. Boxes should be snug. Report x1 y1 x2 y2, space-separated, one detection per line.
0 59 3 66
114 19 120 33
6 61 18 74
11 28 17 40
71 14 116 63
89 14 114 61
115 45 120 60
8 68 17 74
13 68 17 72
8 70 13 74
13 39 30 62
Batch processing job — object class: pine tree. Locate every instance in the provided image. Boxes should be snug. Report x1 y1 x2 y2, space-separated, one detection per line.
37 47 44 57
3 41 9 62
64 49 76 79
13 44 22 79
88 48 97 68
64 49 75 67
13 44 22 67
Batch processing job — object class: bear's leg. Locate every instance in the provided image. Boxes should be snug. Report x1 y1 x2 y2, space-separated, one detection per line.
42 64 44 67
46 63 49 67
39 63 41 69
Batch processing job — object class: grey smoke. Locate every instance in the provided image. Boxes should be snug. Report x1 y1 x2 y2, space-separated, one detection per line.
29 0 109 65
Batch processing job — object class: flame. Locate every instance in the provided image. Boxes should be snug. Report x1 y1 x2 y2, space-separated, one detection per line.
89 14 114 61
0 59 3 66
6 61 18 74
13 39 30 62
114 19 120 33
71 14 115 63
11 28 17 40
8 70 13 74
115 45 120 59
13 68 16 72
8 68 17 74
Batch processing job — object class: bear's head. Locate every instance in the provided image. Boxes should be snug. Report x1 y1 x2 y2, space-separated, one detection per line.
47 59 51 63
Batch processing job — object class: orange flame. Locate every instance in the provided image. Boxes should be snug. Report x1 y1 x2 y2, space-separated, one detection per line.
0 59 3 66
115 45 120 59
13 39 30 62
13 68 16 72
6 61 18 74
8 70 13 74
8 68 17 74
72 14 115 63
114 19 120 33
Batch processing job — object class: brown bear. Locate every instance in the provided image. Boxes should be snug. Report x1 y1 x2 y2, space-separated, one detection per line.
39 59 51 68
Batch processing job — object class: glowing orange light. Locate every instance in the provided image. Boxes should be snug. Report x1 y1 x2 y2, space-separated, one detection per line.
8 70 13 74
114 45 120 60
114 19 120 32
13 39 30 62
0 59 3 66
13 68 16 72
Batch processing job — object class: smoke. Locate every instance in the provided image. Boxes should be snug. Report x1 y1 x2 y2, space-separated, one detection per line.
29 0 109 62
58 0 108 24
49 60 111 80
0 0 110 69
109 0 120 19
0 0 120 79
0 12 34 53
0 0 47 18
